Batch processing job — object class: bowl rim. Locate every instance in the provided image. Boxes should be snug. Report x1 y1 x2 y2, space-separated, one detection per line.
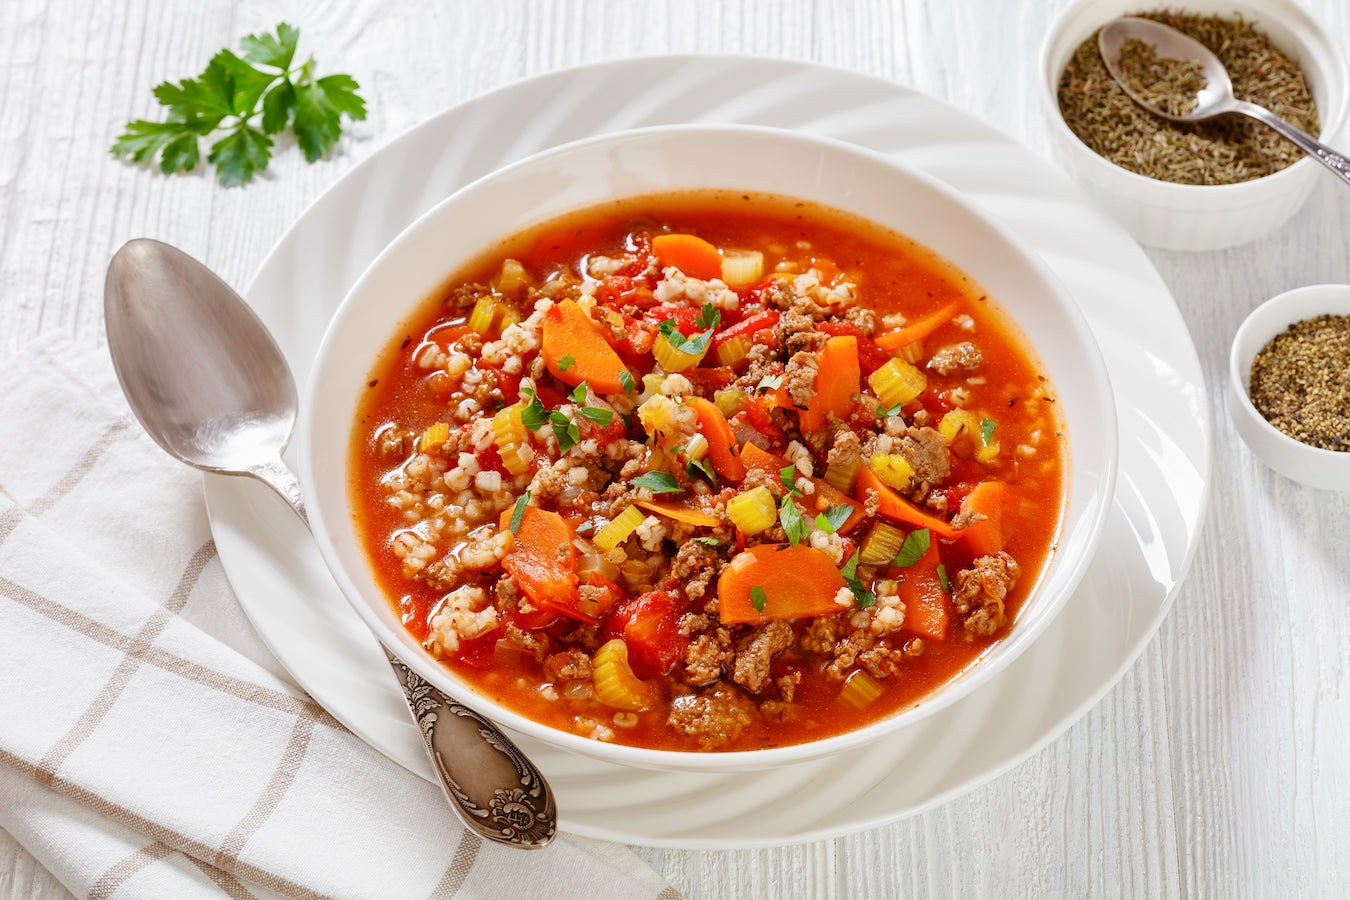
1038 0 1350 197
1228 283 1350 486
297 121 1120 771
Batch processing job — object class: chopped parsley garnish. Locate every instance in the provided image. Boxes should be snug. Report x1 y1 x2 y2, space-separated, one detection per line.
981 417 997 444
841 550 876 608
619 370 636 394
779 464 800 495
519 389 549 432
632 471 682 494
692 536 721 547
814 503 854 534
657 318 715 356
557 353 576 372
876 400 903 418
756 374 784 392
110 23 366 187
574 521 594 534
892 528 931 567
577 406 614 427
508 491 531 535
778 496 808 546
686 457 718 484
695 303 721 330
548 411 580 453
749 585 768 613
937 563 951 593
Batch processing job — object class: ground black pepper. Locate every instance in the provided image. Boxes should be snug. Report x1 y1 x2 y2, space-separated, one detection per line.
1248 315 1350 451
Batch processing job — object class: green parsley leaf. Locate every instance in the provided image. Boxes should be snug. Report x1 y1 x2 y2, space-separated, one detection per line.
577 406 614 427
937 563 951 593
548 411 580 453
632 471 682 494
756 374 784 392
575 521 594 534
840 550 876 608
569 382 589 403
749 586 768 613
981 417 997 444
111 23 365 186
696 303 721 330
877 400 903 418
692 536 721 547
814 504 854 534
779 496 808 547
520 390 549 432
656 319 714 356
619 370 636 394
686 457 718 484
557 353 576 372
508 491 531 535
892 528 931 568
779 464 800 495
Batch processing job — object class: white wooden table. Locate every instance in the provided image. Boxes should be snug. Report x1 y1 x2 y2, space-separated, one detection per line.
3 1 1348 897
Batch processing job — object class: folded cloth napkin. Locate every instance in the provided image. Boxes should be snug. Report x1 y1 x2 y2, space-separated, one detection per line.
0 336 678 900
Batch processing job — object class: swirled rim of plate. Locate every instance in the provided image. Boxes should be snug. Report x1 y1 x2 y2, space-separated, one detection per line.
203 54 1210 848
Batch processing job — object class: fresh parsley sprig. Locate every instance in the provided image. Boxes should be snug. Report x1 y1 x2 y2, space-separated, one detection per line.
111 23 366 186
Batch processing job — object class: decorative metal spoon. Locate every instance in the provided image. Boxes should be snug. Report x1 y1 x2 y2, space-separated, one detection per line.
104 238 556 848
1098 16 1350 186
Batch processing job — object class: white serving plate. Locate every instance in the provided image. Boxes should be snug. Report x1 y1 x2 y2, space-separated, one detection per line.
203 55 1210 847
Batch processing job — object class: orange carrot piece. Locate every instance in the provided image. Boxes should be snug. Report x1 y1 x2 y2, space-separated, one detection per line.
541 299 628 393
685 395 747 482
498 506 581 615
875 303 959 352
652 233 723 281
854 466 957 539
799 335 860 434
957 481 1006 557
718 544 847 624
635 499 722 528
897 542 947 640
738 441 864 534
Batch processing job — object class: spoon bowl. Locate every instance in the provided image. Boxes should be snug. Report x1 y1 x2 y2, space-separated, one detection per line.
1097 16 1350 186
104 239 555 848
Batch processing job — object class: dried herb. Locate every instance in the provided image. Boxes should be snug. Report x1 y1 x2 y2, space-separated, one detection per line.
1056 11 1320 185
1115 38 1205 117
1249 315 1350 452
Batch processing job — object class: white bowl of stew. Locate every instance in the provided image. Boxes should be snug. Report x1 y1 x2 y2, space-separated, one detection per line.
299 124 1118 772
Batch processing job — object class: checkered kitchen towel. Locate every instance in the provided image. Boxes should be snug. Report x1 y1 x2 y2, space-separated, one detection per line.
0 336 678 900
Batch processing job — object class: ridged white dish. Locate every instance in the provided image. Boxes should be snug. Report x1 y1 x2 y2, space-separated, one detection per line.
203 56 1210 846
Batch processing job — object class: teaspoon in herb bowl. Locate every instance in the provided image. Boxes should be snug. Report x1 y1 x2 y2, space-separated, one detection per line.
1098 16 1350 187
104 238 556 849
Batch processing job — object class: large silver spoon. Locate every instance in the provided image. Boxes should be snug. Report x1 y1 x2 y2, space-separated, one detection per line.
1098 16 1350 186
104 238 556 848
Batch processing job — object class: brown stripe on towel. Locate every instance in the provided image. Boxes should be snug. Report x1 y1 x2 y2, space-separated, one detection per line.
0 748 328 900
87 840 175 900
0 575 343 731
429 831 482 899
0 418 133 546
215 715 316 870
34 541 217 787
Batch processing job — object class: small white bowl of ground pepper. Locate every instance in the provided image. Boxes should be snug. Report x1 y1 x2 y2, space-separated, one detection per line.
1042 0 1348 251
1229 284 1350 490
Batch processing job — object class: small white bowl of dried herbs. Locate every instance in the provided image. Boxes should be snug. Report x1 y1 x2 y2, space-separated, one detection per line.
1041 0 1348 251
1229 284 1350 491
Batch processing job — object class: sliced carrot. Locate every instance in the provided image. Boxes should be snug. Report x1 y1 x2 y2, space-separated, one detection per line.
854 466 957 539
541 299 628 393
635 498 722 528
685 395 746 482
897 541 947 640
652 233 722 281
957 481 1006 557
875 302 959 352
718 544 847 624
739 441 863 534
799 335 860 434
498 506 582 618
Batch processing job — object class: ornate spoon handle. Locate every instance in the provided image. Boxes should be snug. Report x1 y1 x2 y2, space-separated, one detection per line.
1231 99 1350 187
385 649 557 848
